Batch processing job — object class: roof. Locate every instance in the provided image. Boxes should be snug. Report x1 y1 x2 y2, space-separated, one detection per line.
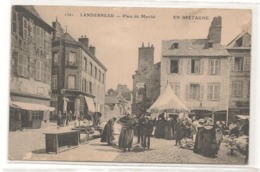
55 33 107 71
60 33 77 42
15 6 53 32
116 93 127 103
105 96 119 104
226 32 251 48
162 39 230 57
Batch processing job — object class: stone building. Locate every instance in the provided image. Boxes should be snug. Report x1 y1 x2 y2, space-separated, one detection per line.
9 6 54 131
226 32 251 120
51 19 107 118
161 16 231 122
132 43 161 116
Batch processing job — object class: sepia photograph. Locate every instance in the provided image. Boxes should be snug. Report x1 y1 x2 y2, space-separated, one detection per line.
8 5 252 165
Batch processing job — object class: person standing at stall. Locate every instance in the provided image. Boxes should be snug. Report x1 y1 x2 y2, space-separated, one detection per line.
101 117 117 146
118 113 138 152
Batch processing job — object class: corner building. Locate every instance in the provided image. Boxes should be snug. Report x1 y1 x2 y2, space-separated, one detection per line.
51 19 107 118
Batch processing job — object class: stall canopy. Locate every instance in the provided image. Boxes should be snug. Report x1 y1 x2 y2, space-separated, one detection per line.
10 101 55 111
148 82 190 112
235 115 249 120
84 96 96 112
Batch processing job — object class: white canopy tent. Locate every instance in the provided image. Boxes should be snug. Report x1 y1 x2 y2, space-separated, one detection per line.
147 82 190 113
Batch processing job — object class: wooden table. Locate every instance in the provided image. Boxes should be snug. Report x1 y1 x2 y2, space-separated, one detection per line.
44 130 80 154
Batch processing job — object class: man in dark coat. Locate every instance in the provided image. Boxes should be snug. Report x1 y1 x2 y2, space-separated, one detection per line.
101 117 117 145
137 114 146 144
174 118 185 145
142 116 154 149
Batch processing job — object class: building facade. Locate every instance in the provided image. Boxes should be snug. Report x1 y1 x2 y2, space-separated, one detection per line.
161 16 231 121
10 6 53 131
51 19 107 118
132 43 161 116
226 32 251 120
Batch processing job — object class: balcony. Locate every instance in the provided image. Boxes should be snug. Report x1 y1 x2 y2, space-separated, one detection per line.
66 62 78 69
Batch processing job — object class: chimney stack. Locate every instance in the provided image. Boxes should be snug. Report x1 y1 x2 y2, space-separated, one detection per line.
89 45 96 56
207 16 222 43
78 35 89 48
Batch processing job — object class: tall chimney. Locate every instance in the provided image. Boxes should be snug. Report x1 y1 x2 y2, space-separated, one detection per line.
89 45 96 56
52 18 64 40
207 16 222 43
78 35 89 48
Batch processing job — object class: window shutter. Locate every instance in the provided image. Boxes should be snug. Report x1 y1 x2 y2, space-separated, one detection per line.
200 59 204 75
187 59 191 74
18 54 23 76
208 59 211 74
179 59 183 74
231 57 235 71
185 84 190 100
36 61 40 80
200 84 204 100
166 58 170 74
218 59 221 75
243 56 250 71
207 84 210 100
231 81 235 97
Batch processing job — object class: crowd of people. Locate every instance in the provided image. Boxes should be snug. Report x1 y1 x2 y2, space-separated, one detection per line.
100 111 249 158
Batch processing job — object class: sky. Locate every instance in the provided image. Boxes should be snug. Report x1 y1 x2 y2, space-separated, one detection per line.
35 6 251 91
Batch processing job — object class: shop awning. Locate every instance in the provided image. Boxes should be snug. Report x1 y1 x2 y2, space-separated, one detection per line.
84 96 95 112
10 101 55 111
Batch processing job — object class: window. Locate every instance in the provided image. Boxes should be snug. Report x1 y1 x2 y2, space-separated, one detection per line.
102 73 105 83
32 111 42 120
170 60 179 73
18 54 28 77
95 66 97 78
52 75 57 89
89 82 92 94
90 63 93 75
191 59 200 74
12 10 17 33
99 70 101 81
36 26 40 45
208 83 220 100
190 84 200 100
209 59 220 75
36 61 45 81
243 56 250 71
23 17 28 40
234 57 243 71
68 52 76 65
85 80 87 93
232 81 243 98
170 83 180 97
53 53 60 66
82 58 86 71
10 108 20 121
82 78 85 92
68 75 76 89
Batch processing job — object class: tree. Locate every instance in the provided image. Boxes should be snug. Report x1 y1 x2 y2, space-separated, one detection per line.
107 88 115 95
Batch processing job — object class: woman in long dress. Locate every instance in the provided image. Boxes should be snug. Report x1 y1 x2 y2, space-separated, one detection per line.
165 118 174 140
118 113 138 152
199 120 218 157
154 116 166 138
100 117 117 145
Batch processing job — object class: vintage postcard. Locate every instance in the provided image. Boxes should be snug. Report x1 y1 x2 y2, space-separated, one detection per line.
8 5 251 164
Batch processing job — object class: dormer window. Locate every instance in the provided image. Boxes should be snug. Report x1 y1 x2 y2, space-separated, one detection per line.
173 43 179 49
208 42 213 48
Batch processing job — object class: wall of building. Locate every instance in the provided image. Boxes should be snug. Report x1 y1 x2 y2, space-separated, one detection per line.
10 7 52 102
160 56 231 111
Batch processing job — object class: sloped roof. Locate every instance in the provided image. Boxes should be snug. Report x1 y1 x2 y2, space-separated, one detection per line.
23 6 42 19
226 32 251 48
105 96 119 104
116 92 127 103
162 39 230 57
60 33 77 42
